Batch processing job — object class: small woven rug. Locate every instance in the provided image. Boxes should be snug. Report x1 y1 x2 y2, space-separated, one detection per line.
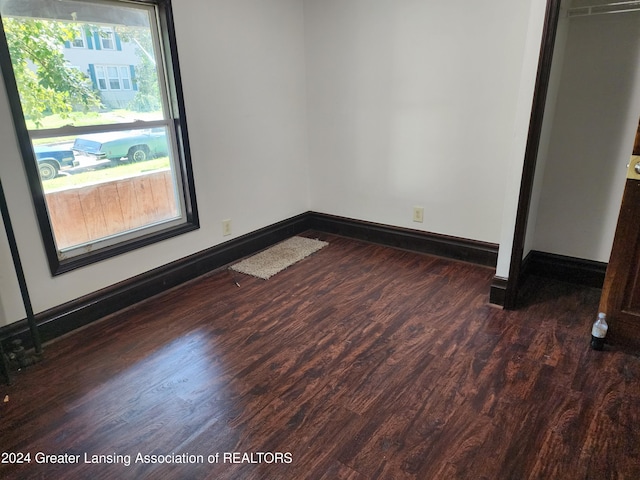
230 236 328 279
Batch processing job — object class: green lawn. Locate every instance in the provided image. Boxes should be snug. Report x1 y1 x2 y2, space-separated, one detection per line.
27 109 163 130
29 109 164 145
42 157 171 192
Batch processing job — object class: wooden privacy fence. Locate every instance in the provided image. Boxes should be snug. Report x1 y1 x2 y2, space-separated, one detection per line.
46 169 179 250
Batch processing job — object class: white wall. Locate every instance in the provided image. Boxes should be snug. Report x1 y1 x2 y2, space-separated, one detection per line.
494 0 550 278
0 203 25 324
0 0 559 327
304 0 539 244
531 11 640 262
523 1 571 259
0 0 310 326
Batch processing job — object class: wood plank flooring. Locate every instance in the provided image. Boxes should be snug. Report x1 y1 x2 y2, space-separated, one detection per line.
1 232 639 479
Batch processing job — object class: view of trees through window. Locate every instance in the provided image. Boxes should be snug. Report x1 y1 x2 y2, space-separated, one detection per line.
3 17 162 129
0 0 193 262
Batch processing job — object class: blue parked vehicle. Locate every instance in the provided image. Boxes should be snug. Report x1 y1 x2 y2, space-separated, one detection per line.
34 145 76 181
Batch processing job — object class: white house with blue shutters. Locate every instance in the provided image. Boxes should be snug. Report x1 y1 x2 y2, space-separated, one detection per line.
62 25 139 109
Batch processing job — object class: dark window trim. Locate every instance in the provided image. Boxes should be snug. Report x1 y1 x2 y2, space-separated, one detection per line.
0 0 199 275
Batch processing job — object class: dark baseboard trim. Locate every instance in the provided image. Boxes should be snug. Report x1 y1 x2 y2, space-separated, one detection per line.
489 251 606 309
522 250 607 289
489 276 509 307
308 212 498 267
1 211 499 350
1 213 311 351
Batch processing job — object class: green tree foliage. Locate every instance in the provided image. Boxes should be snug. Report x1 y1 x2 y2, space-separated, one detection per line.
123 28 161 113
128 51 161 113
2 18 101 126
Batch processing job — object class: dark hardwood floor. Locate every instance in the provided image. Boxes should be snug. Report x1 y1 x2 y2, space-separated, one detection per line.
1 232 639 479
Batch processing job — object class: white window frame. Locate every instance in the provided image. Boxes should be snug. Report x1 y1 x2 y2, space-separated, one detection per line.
71 26 85 48
95 64 132 91
95 65 108 90
119 66 131 90
99 27 115 50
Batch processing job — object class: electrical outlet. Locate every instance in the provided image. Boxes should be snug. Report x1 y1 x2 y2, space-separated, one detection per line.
222 219 232 236
413 207 424 223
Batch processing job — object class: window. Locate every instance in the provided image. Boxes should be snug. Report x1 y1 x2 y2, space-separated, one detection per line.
0 0 198 275
95 65 132 91
99 27 115 50
71 26 85 48
95 65 108 90
120 66 131 90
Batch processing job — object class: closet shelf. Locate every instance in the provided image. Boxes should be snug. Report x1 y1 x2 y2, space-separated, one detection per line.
568 0 640 17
